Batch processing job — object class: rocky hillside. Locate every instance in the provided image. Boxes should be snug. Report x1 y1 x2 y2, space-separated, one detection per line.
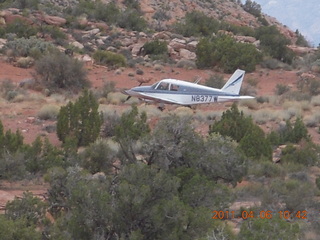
0 0 313 67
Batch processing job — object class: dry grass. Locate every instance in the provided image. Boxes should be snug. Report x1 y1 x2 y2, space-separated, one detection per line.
37 104 60 120
311 95 320 106
304 112 320 127
252 108 277 124
107 92 128 105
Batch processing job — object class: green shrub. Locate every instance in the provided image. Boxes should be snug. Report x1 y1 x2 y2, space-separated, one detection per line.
34 51 90 91
40 25 67 41
242 0 262 18
280 143 318 166
255 25 295 64
5 18 38 38
209 103 272 160
57 90 103 147
6 191 46 225
196 35 262 73
172 10 220 37
93 50 126 68
117 8 148 31
275 83 290 95
4 37 55 58
142 40 168 56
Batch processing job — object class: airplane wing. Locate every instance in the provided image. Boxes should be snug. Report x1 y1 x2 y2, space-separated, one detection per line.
137 92 186 105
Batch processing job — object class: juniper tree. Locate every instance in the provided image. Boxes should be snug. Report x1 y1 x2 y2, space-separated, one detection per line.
57 90 102 147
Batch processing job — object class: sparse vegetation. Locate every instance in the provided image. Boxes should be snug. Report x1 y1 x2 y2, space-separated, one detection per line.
34 51 90 91
93 50 126 68
196 35 262 73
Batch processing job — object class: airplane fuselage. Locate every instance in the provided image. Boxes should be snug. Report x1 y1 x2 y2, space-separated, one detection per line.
122 70 254 106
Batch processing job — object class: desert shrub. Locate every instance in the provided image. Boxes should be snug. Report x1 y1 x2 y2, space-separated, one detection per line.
196 35 262 73
311 95 320 106
40 25 67 41
57 90 103 147
142 40 168 56
297 77 320 96
24 136 66 174
304 113 320 127
0 121 24 154
34 51 90 91
37 104 60 120
4 37 55 59
172 10 220 37
255 25 295 64
242 0 262 18
176 59 196 69
295 29 310 47
6 191 47 225
260 57 282 69
249 161 285 178
99 81 116 99
256 96 269 103
280 143 319 166
210 103 272 160
93 50 126 68
117 8 148 31
5 18 38 38
0 78 16 100
238 216 300 240
0 151 26 180
80 139 117 174
275 118 309 144
205 74 225 88
10 0 39 9
0 215 41 240
275 83 290 95
252 109 277 124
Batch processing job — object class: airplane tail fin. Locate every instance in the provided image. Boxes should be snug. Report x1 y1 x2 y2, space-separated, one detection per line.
221 69 245 95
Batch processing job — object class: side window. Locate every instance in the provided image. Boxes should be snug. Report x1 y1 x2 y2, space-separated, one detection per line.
170 84 179 91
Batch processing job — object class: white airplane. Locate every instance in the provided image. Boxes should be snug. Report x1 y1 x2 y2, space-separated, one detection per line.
122 69 254 106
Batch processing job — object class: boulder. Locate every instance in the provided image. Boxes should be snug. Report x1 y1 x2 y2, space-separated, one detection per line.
43 15 66 26
179 48 196 60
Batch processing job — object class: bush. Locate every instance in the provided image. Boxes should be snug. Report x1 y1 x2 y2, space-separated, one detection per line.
5 18 38 38
34 51 90 92
172 10 220 37
255 25 295 64
142 40 168 56
117 8 148 31
196 35 262 73
275 83 290 95
205 74 225 88
4 37 55 58
93 50 126 68
57 90 103 147
280 143 319 166
210 103 272 160
37 104 60 120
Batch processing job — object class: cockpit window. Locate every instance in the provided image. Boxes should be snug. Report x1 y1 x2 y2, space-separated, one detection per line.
156 82 169 90
151 82 159 89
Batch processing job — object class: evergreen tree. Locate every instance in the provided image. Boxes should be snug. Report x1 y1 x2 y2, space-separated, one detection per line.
57 90 102 147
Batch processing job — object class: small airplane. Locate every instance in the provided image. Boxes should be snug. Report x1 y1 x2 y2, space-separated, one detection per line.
122 69 254 106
